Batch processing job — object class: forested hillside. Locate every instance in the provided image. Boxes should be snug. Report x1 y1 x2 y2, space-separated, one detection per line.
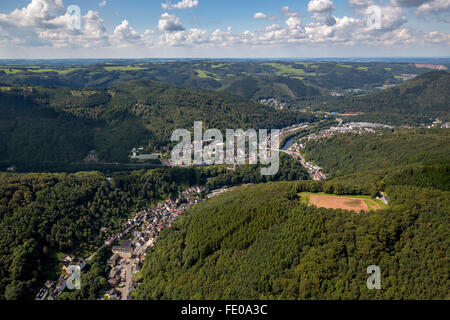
303 128 450 177
135 125 450 300
325 71 450 124
0 154 314 300
135 180 449 300
220 75 323 102
0 81 314 171
0 168 205 300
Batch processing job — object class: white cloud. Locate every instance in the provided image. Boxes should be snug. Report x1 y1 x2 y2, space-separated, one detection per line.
0 0 64 28
280 6 304 32
114 20 140 40
253 12 276 21
363 5 407 31
391 0 431 7
281 6 300 18
416 0 450 19
349 0 375 7
254 12 267 19
0 1 110 48
186 28 209 44
389 0 449 21
308 0 335 13
286 16 303 29
305 16 360 43
99 1 107 7
0 0 447 55
160 30 185 45
308 0 336 26
37 10 109 48
161 0 198 10
158 12 184 32
111 20 145 47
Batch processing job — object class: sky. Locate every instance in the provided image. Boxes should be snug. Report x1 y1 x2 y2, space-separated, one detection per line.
0 0 448 58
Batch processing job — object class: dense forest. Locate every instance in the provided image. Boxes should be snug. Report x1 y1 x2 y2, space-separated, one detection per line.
322 71 450 124
220 75 324 102
303 128 450 178
135 179 449 299
134 125 450 300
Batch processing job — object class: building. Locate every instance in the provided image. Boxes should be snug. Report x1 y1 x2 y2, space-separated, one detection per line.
112 240 133 258
56 277 67 292
107 253 120 266
377 192 390 205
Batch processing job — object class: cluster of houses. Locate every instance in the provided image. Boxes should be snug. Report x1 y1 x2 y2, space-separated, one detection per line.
397 74 417 81
286 142 327 181
259 98 287 109
330 88 367 96
425 119 450 129
165 122 311 167
285 122 395 181
279 123 310 140
36 184 232 301
306 122 393 141
84 150 99 164
35 255 86 300
130 146 160 161
102 185 207 300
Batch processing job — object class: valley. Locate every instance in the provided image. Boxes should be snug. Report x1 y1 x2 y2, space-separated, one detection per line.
0 59 448 301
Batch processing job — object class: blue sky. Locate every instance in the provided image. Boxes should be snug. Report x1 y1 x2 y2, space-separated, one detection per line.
0 0 448 58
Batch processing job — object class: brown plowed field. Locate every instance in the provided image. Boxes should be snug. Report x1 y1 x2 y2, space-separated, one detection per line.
308 195 370 212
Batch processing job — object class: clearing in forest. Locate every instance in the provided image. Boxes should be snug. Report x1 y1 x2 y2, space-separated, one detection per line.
299 193 383 212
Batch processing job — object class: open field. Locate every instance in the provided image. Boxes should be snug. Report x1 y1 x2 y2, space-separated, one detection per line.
28 67 80 74
261 63 317 76
104 65 147 71
299 192 383 212
195 69 222 80
337 64 353 68
0 67 81 74
0 68 23 74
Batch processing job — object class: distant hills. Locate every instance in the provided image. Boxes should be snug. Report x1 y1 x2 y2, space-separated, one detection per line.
0 62 448 171
0 60 437 106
